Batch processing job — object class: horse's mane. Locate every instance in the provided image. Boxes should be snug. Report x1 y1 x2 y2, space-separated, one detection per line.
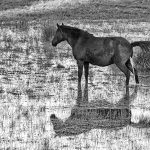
60 25 93 39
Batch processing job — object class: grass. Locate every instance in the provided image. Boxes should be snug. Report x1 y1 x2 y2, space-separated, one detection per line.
1 0 150 22
42 26 56 42
136 51 150 72
138 117 150 127
0 0 40 11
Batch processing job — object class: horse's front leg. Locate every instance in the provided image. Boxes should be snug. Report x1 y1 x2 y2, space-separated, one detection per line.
77 60 83 105
83 62 89 102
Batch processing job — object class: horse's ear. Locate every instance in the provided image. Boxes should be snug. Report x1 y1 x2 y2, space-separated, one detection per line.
57 23 60 28
62 23 64 26
57 23 63 33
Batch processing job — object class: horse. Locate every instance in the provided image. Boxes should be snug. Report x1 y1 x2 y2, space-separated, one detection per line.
52 23 140 104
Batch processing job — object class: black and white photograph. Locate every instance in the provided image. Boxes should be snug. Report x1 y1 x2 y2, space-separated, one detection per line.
0 0 150 149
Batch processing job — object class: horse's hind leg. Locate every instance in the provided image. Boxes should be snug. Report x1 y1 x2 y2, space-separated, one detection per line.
83 62 89 102
115 62 130 86
125 59 139 84
133 69 139 84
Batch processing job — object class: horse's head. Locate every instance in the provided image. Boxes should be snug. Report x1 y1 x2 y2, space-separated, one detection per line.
52 23 65 47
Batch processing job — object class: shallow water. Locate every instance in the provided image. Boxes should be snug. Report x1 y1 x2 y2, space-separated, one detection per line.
0 19 150 150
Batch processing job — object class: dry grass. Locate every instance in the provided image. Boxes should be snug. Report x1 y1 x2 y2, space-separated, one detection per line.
0 0 89 21
1 0 150 21
42 26 56 42
136 51 150 72
0 0 40 10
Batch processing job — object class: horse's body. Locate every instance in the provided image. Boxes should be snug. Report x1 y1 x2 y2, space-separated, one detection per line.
73 35 131 67
52 23 139 105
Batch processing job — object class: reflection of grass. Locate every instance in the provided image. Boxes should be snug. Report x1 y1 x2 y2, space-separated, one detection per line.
132 116 150 128
138 117 150 127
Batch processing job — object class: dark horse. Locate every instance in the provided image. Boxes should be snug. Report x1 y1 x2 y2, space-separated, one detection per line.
52 23 140 104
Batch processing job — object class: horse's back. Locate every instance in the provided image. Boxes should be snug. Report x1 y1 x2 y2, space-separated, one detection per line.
79 35 130 49
74 34 132 66
111 37 131 47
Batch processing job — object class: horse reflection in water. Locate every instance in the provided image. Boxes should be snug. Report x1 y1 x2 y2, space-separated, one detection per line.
50 86 138 137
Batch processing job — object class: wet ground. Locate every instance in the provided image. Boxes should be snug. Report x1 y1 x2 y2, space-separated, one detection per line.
0 19 150 150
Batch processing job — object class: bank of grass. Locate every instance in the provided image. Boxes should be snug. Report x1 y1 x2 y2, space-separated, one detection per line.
1 0 150 22
0 0 40 10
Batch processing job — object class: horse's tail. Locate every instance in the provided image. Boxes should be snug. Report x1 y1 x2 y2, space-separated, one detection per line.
131 41 150 51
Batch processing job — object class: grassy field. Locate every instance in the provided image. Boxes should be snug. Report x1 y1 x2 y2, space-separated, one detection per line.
1 0 150 21
0 0 150 150
0 0 40 10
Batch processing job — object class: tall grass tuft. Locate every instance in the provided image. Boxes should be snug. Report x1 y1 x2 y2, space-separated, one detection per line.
42 26 55 42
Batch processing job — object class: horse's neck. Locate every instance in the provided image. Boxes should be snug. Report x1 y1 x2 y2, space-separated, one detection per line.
65 35 78 48
66 37 77 48
64 30 80 48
